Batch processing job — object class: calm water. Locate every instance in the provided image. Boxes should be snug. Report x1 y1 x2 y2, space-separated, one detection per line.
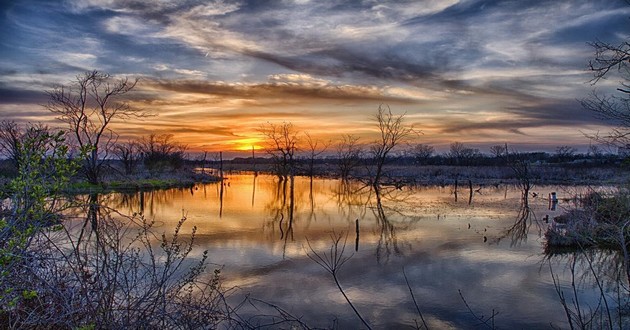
98 173 617 329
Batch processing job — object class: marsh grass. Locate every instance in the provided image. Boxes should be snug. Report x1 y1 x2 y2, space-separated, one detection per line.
0 207 244 329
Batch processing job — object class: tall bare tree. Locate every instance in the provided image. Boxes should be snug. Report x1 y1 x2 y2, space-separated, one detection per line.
370 105 414 187
45 71 142 184
260 122 299 180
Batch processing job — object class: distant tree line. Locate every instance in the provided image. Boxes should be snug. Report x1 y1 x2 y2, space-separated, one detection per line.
222 142 619 170
0 70 625 186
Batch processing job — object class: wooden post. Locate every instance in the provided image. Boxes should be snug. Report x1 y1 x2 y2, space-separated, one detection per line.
252 145 257 176
201 151 207 174
454 178 458 202
355 219 360 251
219 151 224 179
468 179 473 205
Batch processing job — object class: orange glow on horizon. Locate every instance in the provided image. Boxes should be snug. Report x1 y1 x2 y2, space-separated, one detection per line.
233 138 264 151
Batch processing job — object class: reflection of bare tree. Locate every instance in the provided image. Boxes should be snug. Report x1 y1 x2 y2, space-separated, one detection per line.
546 249 630 328
332 180 415 262
373 186 402 263
219 180 224 218
331 180 371 220
251 174 257 207
263 177 295 259
108 188 187 218
546 248 627 289
496 202 540 247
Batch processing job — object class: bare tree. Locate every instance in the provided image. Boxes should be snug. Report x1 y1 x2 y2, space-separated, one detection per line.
408 143 434 165
303 132 330 177
555 145 577 162
336 134 362 180
0 120 20 170
370 105 414 187
448 142 480 165
45 70 142 184
508 150 533 207
260 122 299 181
489 144 506 158
113 141 139 175
0 121 52 172
581 40 630 147
139 134 187 172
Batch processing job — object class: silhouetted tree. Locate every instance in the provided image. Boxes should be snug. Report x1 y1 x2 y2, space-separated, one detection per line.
448 142 480 165
508 150 533 207
260 122 299 181
370 105 414 187
0 121 52 173
489 144 507 158
336 134 362 180
555 145 577 162
139 134 187 172
408 143 434 164
303 132 329 177
113 141 139 175
46 70 143 184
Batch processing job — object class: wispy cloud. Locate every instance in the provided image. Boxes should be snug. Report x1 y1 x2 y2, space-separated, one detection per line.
0 0 627 151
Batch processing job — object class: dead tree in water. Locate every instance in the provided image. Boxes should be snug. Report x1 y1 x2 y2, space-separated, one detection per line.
508 150 533 207
260 122 298 181
370 105 414 187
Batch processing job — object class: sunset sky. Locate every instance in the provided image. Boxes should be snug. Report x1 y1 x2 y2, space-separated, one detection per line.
1 0 628 156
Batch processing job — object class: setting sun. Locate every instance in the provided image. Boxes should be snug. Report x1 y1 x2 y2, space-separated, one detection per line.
233 138 264 151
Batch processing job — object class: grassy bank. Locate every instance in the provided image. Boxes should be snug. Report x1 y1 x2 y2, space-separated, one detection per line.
545 190 630 250
0 169 221 196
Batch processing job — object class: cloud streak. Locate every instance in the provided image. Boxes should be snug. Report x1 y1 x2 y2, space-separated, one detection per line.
0 0 628 152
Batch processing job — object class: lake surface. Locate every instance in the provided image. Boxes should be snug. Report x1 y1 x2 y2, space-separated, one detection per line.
98 173 618 329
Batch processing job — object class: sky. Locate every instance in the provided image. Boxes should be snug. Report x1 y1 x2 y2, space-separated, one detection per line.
0 0 629 156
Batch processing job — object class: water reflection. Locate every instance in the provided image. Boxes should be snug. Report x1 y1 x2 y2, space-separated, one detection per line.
263 176 296 258
84 174 622 328
496 198 543 247
545 249 630 328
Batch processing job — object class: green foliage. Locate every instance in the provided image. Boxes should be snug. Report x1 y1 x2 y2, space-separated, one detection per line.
0 128 80 313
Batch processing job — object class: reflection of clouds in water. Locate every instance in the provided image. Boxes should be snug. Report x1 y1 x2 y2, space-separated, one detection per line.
93 174 613 328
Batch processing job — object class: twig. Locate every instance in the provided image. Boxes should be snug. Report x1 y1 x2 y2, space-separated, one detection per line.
403 267 429 329
458 289 498 329
305 233 372 330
